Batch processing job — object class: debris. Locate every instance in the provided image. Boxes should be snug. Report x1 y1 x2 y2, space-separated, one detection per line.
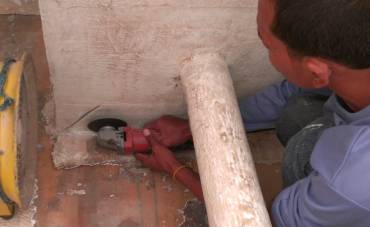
177 208 184 215
119 166 149 183
162 184 173 192
145 179 155 190
36 144 44 152
178 199 208 227
161 220 168 227
66 189 86 196
7 15 15 22
162 174 169 182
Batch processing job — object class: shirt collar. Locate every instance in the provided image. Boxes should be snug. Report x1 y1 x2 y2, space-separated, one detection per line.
325 94 370 125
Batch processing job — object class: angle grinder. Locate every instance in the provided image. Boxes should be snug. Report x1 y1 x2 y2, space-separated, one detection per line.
87 118 150 154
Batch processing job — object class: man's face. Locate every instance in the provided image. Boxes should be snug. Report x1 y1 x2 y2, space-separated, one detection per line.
257 0 316 88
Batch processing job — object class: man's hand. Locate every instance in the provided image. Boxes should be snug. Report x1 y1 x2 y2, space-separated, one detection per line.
136 129 204 201
144 115 192 147
135 129 182 174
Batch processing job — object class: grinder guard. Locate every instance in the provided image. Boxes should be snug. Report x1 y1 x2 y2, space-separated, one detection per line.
89 119 150 154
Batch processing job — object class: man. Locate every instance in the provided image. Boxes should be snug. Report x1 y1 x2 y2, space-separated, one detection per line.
135 0 370 226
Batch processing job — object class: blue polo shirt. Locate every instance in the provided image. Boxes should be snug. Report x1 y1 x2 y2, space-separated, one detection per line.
239 80 370 227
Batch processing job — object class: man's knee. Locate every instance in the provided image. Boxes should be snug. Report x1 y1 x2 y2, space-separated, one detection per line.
282 115 335 187
276 94 328 146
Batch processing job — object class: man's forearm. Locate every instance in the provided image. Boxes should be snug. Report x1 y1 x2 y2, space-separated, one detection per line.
175 168 204 201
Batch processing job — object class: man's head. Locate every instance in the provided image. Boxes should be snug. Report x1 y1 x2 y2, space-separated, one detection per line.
257 0 370 89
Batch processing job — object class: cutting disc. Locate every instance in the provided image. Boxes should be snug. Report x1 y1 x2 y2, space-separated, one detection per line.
87 118 127 132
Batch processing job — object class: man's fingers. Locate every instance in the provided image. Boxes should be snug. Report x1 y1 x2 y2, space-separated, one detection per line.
146 133 173 155
134 153 149 162
135 153 156 168
143 128 163 142
145 133 162 148
161 137 173 147
143 129 151 136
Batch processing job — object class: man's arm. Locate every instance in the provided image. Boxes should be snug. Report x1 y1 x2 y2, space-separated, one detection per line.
239 80 301 131
174 167 203 201
135 131 204 201
239 80 331 131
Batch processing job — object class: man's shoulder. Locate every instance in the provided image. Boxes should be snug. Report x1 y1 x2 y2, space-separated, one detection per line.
311 125 370 210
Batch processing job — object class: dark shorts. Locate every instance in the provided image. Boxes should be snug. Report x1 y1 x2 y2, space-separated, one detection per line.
276 94 334 187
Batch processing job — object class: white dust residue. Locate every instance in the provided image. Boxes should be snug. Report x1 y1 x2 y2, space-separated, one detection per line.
66 189 86 196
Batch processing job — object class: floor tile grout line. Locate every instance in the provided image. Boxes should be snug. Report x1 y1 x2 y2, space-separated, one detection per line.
136 179 145 227
152 173 160 227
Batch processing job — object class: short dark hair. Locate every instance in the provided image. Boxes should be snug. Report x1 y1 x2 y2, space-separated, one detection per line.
272 0 370 69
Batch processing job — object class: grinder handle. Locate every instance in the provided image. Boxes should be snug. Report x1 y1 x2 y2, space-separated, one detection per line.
123 127 151 154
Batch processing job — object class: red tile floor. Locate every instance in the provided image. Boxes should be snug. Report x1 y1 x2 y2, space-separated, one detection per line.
35 130 282 227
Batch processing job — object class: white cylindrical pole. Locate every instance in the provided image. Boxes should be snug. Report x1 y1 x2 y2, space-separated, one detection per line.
180 53 271 227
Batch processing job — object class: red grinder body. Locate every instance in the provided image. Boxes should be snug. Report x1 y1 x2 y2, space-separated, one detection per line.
123 127 150 154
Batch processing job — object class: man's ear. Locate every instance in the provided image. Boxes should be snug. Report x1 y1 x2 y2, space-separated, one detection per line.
303 57 331 88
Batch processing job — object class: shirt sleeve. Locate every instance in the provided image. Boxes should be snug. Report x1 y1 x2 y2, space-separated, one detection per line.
272 173 369 227
272 126 370 227
239 80 301 131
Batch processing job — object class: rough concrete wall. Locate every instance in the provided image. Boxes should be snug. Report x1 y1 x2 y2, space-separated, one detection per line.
0 0 39 15
39 0 281 168
39 0 281 133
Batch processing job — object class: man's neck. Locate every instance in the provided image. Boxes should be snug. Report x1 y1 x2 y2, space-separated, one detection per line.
329 66 370 112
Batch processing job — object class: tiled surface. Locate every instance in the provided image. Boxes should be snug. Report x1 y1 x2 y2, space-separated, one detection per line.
35 130 283 227
36 133 197 227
